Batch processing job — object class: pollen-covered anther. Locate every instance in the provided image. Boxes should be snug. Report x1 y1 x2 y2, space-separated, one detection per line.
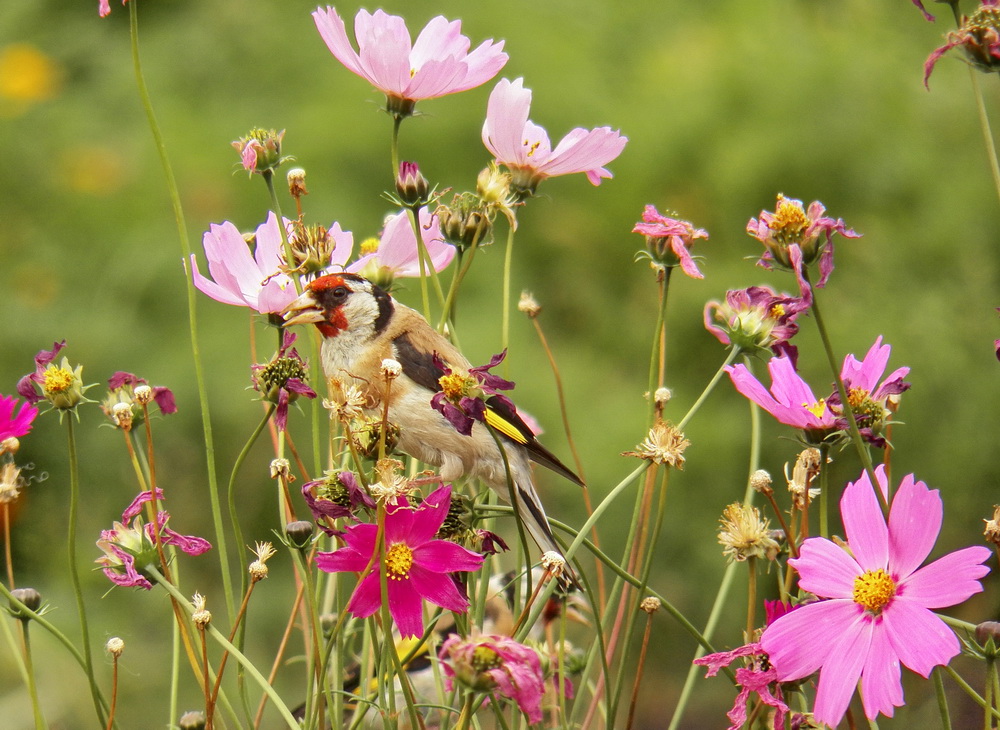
852 569 896 614
385 542 413 579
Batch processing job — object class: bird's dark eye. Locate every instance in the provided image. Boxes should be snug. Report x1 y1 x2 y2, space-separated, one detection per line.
332 286 348 299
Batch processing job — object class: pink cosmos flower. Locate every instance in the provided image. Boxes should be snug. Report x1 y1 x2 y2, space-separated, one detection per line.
632 205 708 279
0 395 38 442
828 336 910 447
761 466 991 727
482 77 628 195
440 634 546 724
747 194 860 293
725 355 837 439
925 1 1000 87
694 642 789 730
96 489 212 590
705 286 809 366
312 7 507 117
347 208 454 288
315 485 485 638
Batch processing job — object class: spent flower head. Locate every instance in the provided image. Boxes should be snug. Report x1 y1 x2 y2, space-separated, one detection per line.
694 642 790 730
312 7 507 118
251 331 317 432
431 350 515 436
925 1 1000 87
302 470 375 535
436 192 494 249
17 341 93 411
718 503 780 562
315 484 485 638
249 541 276 582
633 205 708 279
286 219 354 277
761 465 991 727
786 447 823 510
704 286 809 365
232 128 287 175
0 462 25 505
102 372 177 429
622 421 690 469
482 77 627 197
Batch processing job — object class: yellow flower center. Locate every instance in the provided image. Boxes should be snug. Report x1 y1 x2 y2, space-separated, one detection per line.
359 236 380 256
471 645 503 671
852 568 896 614
770 303 786 318
438 372 472 401
845 386 881 429
769 195 809 243
43 366 74 394
385 542 413 580
802 398 827 418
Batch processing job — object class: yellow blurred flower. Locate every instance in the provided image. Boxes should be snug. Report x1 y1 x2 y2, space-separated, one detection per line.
0 43 63 117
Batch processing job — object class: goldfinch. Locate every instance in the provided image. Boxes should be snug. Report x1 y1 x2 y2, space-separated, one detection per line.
282 273 583 579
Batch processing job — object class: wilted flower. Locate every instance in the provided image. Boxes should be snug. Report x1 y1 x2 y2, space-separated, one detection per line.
0 394 38 442
315 485 485 638
251 331 317 431
704 286 809 365
232 128 286 175
312 7 507 118
622 421 690 469
633 205 708 279
436 192 494 249
761 466 991 727
286 220 354 277
747 194 860 293
786 447 823 510
482 77 627 196
725 356 838 443
191 213 299 315
302 470 375 535
694 642 789 730
248 541 276 582
431 351 515 436
717 502 779 562
925 1 1000 87
0 462 24 504
96 489 211 590
102 371 177 429
827 336 910 447
440 634 547 723
347 208 454 290
17 340 91 411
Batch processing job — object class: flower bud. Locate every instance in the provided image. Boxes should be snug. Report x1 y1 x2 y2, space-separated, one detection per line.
284 520 314 549
395 161 429 206
178 710 207 730
976 621 1000 647
232 128 286 175
9 587 41 617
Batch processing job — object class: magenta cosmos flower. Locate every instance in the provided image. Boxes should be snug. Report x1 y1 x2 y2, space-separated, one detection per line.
482 77 628 196
725 355 837 440
761 466 991 727
705 286 809 366
430 350 515 436
695 642 789 730
312 7 507 117
315 484 485 638
440 634 546 724
632 205 708 279
747 194 860 293
96 489 211 590
0 395 38 442
828 336 910 447
348 208 454 289
925 1 1000 87
251 331 317 431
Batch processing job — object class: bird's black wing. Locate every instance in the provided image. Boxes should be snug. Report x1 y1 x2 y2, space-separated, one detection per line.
393 332 446 392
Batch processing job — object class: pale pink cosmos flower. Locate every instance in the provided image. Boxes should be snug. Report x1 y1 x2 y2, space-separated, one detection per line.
440 634 547 724
704 286 809 366
191 212 353 315
725 355 837 439
315 484 485 638
347 208 454 288
482 77 627 195
312 7 507 116
0 395 38 442
761 466 990 727
633 205 708 279
828 336 910 447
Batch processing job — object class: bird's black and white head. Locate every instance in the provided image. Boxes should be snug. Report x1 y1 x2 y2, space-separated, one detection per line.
282 273 393 341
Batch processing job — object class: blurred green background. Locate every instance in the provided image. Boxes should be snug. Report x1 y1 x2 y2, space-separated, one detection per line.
1 0 998 727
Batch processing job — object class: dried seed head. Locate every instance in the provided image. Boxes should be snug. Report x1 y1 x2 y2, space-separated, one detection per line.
381 358 402 380
518 291 541 318
105 636 125 657
639 596 661 614
191 593 211 628
718 503 780 562
749 469 773 496
622 421 690 469
133 384 153 405
270 458 291 480
985 505 1000 546
112 402 133 430
249 541 277 582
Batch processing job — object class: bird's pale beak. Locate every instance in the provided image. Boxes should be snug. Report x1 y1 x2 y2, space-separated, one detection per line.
281 290 325 327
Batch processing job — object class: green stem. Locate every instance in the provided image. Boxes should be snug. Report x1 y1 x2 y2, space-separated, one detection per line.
65 418 104 726
819 442 831 538
19 621 46 730
390 115 402 177
943 664 1000 721
227 406 276 586
678 347 741 430
646 269 673 423
437 223 485 333
987 658 997 730
127 0 232 621
264 172 303 296
934 666 953 730
500 216 517 360
405 205 446 320
969 68 1000 207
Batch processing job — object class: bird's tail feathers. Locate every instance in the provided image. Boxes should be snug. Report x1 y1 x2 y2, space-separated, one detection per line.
513 478 580 590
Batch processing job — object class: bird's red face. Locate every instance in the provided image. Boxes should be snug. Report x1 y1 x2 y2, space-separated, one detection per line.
282 274 359 338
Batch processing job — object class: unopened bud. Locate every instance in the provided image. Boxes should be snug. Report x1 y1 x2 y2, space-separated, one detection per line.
9 587 41 617
395 161 429 206
178 710 207 730
977 621 1000 646
106 637 125 657
284 520 314 549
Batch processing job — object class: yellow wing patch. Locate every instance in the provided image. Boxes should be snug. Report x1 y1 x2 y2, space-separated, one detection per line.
484 408 528 445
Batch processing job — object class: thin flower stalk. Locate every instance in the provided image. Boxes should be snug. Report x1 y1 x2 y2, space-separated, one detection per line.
227 405 275 582
286 546 326 729
251 579 306 728
501 214 518 358
403 205 448 322
646 268 672 423
106 647 120 730
126 1 232 623
263 171 303 298
17 618 45 730
626 607 657 730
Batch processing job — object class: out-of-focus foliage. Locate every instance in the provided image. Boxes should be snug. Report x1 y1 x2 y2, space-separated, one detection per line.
0 0 997 727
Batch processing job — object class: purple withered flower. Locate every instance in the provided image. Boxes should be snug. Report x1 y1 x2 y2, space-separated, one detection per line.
102 371 177 428
96 489 211 590
695 642 789 730
430 350 515 436
925 1 1000 87
633 205 709 279
912 0 936 21
251 331 317 431
315 484 485 638
301 470 375 535
704 285 810 365
747 194 860 295
827 336 911 447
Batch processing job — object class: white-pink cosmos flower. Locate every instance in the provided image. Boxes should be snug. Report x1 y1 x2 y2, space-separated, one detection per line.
312 7 507 116
482 77 627 195
348 208 453 287
761 466 991 727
